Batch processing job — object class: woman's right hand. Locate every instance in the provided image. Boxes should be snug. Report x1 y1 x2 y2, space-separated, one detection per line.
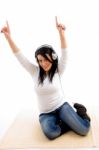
1 21 20 53
1 21 11 39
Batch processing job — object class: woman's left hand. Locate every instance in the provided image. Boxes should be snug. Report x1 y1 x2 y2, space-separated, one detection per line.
55 16 66 33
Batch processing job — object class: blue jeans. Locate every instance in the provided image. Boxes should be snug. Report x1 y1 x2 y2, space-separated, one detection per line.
39 102 90 140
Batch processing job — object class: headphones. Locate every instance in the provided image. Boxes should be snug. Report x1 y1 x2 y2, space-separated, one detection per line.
36 44 58 60
52 52 58 60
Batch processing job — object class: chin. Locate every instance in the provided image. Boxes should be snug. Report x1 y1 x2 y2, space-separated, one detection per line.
45 69 49 72
43 66 51 72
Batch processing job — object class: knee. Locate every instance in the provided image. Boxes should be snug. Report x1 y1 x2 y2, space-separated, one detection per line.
44 130 61 140
77 126 90 136
79 131 89 136
42 126 61 140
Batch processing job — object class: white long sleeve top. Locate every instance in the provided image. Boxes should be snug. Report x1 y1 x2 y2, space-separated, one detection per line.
15 48 67 114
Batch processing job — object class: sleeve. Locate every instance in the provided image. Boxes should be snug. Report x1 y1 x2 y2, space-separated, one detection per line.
14 51 38 76
58 48 67 75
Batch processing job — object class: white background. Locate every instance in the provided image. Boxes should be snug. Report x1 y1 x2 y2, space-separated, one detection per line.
0 0 99 139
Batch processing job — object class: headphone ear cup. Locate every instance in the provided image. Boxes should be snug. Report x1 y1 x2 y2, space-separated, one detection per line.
52 53 58 60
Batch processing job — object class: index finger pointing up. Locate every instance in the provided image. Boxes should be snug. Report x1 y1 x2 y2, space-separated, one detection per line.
6 20 10 32
6 20 9 28
55 16 58 26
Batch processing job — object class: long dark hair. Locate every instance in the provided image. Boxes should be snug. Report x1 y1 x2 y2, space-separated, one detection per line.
35 44 58 85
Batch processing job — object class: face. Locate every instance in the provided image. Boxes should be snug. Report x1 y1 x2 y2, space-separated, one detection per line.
37 54 52 72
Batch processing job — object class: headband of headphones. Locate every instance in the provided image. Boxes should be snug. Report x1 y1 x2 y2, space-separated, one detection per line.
36 44 58 60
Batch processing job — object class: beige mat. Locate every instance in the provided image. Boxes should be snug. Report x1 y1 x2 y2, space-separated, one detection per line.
0 108 99 149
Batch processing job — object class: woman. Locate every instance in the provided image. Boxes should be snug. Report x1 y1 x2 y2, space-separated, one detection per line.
1 17 90 140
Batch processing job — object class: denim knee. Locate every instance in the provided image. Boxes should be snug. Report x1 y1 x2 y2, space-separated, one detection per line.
78 129 90 136
59 102 90 136
43 128 61 140
77 120 90 136
39 114 61 140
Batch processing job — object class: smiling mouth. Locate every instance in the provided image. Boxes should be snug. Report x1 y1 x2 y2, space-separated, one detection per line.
44 67 48 70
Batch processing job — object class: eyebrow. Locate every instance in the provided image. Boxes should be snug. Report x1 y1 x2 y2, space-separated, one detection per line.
38 58 46 61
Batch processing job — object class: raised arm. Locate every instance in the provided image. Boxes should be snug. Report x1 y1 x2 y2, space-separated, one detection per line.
55 17 68 75
1 21 20 53
1 21 37 76
55 16 67 49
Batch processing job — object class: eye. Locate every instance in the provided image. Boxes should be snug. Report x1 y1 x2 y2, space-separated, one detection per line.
38 60 42 63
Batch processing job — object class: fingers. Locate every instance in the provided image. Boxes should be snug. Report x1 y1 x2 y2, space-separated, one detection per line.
1 20 10 34
6 20 10 32
55 16 66 30
6 20 9 28
1 27 5 33
55 16 58 26
1 27 7 33
57 23 66 30
61 24 66 30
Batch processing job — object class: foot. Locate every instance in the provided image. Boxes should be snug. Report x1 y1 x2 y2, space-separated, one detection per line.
74 103 91 122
